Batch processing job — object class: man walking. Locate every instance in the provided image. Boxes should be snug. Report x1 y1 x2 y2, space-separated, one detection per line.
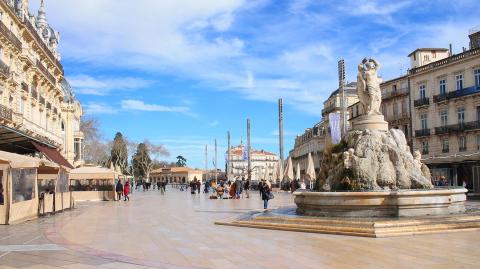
235 177 243 199
244 178 250 198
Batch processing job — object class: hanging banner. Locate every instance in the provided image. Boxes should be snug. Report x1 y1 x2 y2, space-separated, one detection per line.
242 145 248 161
329 112 341 144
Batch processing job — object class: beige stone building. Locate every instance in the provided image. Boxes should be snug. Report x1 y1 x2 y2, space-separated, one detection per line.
380 75 412 147
321 82 358 132
410 43 480 190
227 145 278 182
0 0 83 167
289 121 325 180
150 167 204 184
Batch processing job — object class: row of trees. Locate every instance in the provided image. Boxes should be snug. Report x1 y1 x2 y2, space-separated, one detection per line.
81 117 186 181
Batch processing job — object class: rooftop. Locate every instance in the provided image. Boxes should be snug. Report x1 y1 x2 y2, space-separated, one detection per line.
407 48 449 57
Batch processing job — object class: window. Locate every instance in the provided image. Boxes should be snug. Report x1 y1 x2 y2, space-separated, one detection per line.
439 79 446 95
392 85 397 92
442 138 449 153
421 140 429 155
475 69 480 88
419 84 426 99
420 114 428 130
424 55 430 62
12 168 36 203
393 102 399 118
477 135 480 151
455 74 463 90
440 110 448 126
404 125 409 137
459 136 467 152
457 107 465 124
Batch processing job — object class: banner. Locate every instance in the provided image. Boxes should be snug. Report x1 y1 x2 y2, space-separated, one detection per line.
242 145 248 161
329 112 341 144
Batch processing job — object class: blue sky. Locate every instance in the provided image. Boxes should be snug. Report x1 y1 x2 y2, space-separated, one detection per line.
30 0 478 168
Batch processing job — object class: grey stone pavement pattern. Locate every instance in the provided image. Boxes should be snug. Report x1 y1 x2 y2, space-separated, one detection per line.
0 188 479 269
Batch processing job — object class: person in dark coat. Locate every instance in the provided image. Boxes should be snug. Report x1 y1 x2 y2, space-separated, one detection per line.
260 180 271 209
244 179 250 199
234 177 243 199
115 180 123 201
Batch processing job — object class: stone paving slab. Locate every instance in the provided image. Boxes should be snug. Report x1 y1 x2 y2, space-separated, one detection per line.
0 189 479 268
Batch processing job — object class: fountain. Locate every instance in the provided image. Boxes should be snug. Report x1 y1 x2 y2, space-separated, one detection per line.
216 59 480 237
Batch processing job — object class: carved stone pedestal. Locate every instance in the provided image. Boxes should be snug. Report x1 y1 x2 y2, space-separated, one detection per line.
352 114 388 131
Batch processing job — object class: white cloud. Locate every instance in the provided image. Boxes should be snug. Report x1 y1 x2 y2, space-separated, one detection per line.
348 0 412 16
121 99 196 116
83 102 118 115
208 120 219 127
69 75 153 96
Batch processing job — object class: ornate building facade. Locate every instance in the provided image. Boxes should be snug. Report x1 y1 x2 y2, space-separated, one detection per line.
227 145 278 182
0 0 83 167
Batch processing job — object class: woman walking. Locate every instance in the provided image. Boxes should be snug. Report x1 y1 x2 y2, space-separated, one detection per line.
115 180 123 201
124 180 130 201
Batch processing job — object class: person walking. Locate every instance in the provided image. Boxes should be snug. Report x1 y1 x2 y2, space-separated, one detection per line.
235 177 243 199
260 180 272 210
124 180 130 201
244 178 250 199
115 180 123 201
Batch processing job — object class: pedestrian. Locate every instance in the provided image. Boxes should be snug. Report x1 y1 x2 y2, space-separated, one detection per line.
258 180 264 197
190 180 197 195
244 178 250 199
235 177 243 199
115 179 123 201
157 181 161 191
124 180 130 201
197 180 201 194
261 180 273 210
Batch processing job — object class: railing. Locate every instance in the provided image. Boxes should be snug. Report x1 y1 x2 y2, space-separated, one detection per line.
414 97 430 107
433 93 447 103
322 105 339 116
382 87 409 100
21 117 63 146
0 103 13 121
409 47 480 75
25 18 63 74
36 60 56 85
0 59 10 78
434 121 480 135
0 20 22 51
415 129 431 137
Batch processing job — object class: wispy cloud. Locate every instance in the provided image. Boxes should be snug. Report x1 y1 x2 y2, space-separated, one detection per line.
83 102 118 115
69 75 153 96
208 120 219 127
121 99 196 117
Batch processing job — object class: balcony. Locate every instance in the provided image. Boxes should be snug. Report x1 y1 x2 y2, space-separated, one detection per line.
0 104 13 122
382 87 409 100
415 128 431 137
36 60 56 85
436 121 480 135
21 117 63 147
0 20 22 51
0 59 10 79
322 105 340 116
433 93 447 103
414 97 429 108
25 19 64 75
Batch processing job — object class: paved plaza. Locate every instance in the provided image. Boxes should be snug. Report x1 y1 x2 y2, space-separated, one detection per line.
0 189 478 269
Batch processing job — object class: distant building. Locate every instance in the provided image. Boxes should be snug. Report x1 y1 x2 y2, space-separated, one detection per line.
321 82 359 132
150 167 205 184
227 145 278 182
289 121 326 180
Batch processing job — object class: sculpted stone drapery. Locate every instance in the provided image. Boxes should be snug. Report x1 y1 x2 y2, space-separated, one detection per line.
357 58 382 116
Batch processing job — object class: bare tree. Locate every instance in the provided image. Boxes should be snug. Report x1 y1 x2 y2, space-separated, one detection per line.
80 117 110 166
132 140 169 182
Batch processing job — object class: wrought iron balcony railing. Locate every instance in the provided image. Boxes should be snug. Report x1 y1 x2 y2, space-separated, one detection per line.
0 59 10 78
36 60 56 85
415 128 431 137
414 97 430 108
0 103 12 121
433 86 480 103
382 87 409 100
434 121 480 135
0 20 22 51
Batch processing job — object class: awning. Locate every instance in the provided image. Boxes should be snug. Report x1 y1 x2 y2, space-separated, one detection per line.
0 150 59 169
69 166 116 180
32 142 74 169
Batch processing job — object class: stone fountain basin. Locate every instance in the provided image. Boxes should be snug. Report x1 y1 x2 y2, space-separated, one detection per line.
294 188 467 217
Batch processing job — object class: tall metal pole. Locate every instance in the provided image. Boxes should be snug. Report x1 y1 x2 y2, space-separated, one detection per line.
247 119 252 181
278 98 284 185
338 59 347 135
205 144 208 181
227 131 231 181
214 139 218 182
